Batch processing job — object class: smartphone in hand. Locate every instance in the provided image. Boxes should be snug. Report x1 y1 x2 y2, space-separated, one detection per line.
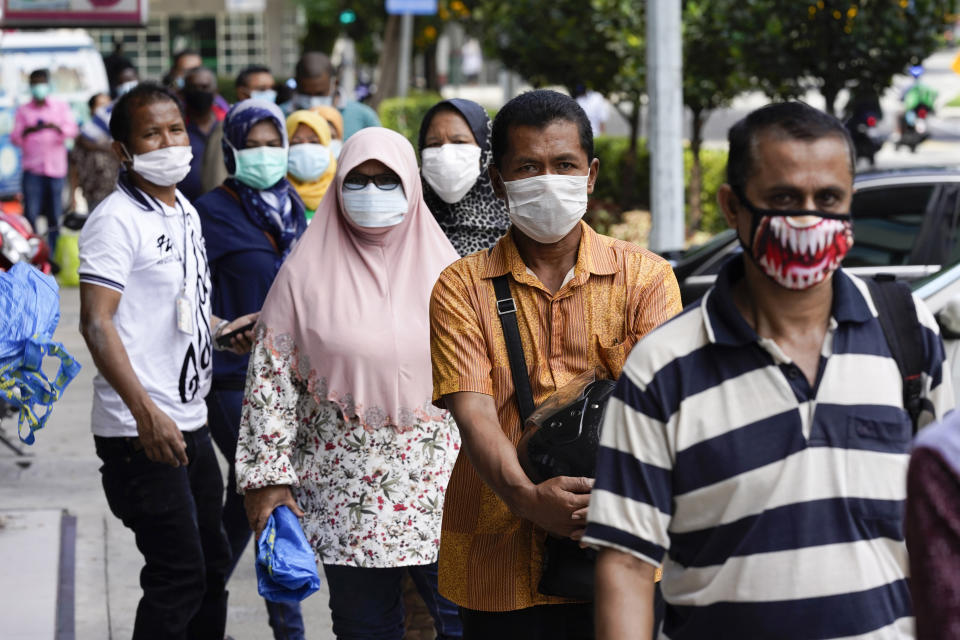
216 321 256 349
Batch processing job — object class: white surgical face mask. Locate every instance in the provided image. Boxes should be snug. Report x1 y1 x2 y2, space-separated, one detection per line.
329 139 343 159
295 93 333 109
502 173 589 244
250 89 278 103
287 143 331 182
125 145 194 187
341 183 408 228
421 144 482 203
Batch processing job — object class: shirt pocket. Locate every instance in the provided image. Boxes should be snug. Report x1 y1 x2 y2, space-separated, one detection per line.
844 414 911 524
594 334 627 379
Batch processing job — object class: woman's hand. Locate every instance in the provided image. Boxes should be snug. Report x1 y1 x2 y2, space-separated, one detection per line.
244 484 305 540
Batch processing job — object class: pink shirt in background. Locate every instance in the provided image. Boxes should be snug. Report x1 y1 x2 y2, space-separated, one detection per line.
11 98 78 178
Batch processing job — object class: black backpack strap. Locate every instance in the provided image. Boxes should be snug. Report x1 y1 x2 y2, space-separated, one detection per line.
865 275 925 431
492 274 536 422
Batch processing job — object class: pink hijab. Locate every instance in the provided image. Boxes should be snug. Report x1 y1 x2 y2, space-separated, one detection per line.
257 127 459 432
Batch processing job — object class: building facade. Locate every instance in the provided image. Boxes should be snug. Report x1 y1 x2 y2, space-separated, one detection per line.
88 0 304 83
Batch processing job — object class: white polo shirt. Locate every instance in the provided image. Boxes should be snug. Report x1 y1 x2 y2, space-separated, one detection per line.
79 183 212 437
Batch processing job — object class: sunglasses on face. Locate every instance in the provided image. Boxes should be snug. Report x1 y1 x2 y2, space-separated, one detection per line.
343 173 402 191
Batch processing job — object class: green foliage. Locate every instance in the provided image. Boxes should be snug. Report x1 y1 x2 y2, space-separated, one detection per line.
732 0 952 112
473 0 628 95
683 0 751 116
296 0 385 65
378 93 445 148
588 136 728 234
684 147 728 234
591 137 650 208
295 1 477 68
217 76 238 104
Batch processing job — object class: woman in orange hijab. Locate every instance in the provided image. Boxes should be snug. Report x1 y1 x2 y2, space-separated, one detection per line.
286 110 336 222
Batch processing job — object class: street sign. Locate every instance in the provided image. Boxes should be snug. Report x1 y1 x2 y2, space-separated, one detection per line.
385 0 437 15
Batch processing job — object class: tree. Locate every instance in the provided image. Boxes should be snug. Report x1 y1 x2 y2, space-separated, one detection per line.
295 0 476 106
682 0 751 232
473 0 645 207
740 0 952 115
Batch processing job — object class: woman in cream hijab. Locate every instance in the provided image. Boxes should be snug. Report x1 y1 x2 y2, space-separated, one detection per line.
285 109 337 222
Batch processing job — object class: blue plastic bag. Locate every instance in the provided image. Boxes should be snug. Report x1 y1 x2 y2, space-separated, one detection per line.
256 505 321 603
0 263 81 444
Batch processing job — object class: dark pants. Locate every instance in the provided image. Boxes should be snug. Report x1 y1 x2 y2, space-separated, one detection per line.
459 603 594 640
21 170 63 252
207 388 305 640
323 563 463 640
94 426 232 640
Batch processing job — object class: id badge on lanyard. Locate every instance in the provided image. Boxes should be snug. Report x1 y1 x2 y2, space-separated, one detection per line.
171 198 194 335
176 285 194 334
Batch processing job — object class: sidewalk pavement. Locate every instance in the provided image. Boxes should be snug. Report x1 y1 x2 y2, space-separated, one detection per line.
0 286 334 639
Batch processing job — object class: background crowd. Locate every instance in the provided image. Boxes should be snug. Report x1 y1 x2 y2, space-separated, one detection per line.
10 29 960 640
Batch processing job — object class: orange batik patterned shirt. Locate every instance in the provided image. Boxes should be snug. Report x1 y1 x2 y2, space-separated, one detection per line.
429 221 682 612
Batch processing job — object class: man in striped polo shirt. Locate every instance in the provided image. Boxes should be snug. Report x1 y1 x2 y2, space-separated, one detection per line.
584 102 954 639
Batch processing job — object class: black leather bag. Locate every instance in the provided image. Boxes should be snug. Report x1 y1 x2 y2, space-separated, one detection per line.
492 275 616 601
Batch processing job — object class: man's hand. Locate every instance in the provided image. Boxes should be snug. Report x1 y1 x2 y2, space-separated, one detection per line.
444 392 596 539
519 476 594 539
134 404 188 467
215 312 260 355
244 485 305 539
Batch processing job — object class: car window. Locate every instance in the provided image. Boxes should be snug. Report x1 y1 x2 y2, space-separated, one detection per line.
845 184 937 267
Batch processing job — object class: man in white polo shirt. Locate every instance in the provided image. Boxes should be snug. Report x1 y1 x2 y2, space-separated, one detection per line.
585 102 954 639
78 83 257 640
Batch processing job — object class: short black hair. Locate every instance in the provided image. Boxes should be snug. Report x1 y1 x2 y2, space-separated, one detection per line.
236 64 272 88
727 102 856 191
109 58 137 86
295 52 335 80
109 82 182 146
87 92 109 112
490 89 593 168
172 49 200 66
29 69 49 83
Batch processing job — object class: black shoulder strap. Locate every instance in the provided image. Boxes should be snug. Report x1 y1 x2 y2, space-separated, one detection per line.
492 274 536 422
865 275 925 431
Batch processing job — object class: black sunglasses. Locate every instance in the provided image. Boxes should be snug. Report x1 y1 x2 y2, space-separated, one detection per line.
343 173 402 191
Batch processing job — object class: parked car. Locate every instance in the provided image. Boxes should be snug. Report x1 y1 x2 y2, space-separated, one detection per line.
676 167 960 306
0 30 109 198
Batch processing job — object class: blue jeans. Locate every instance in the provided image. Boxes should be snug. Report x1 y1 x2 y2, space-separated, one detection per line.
323 563 463 640
94 426 232 640
21 171 63 253
207 387 306 640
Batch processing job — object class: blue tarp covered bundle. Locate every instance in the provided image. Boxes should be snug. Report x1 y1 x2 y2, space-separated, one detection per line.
0 263 81 444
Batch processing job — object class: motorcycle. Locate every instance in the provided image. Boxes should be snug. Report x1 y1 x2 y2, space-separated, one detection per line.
895 68 938 153
845 111 885 166
895 104 933 153
0 207 54 274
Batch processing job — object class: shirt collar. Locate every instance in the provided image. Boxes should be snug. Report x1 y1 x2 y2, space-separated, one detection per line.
482 221 620 285
703 255 874 347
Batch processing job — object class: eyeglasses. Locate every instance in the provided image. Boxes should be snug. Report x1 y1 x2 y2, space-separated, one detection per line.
343 173 402 191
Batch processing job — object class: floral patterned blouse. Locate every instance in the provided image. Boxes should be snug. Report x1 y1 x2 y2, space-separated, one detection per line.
235 328 461 568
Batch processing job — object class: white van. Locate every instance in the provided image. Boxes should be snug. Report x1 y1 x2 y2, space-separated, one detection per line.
0 30 109 197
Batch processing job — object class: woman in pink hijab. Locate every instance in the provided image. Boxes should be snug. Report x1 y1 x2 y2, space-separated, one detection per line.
236 127 463 638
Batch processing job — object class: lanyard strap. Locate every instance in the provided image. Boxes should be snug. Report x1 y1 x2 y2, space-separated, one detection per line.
146 193 190 285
